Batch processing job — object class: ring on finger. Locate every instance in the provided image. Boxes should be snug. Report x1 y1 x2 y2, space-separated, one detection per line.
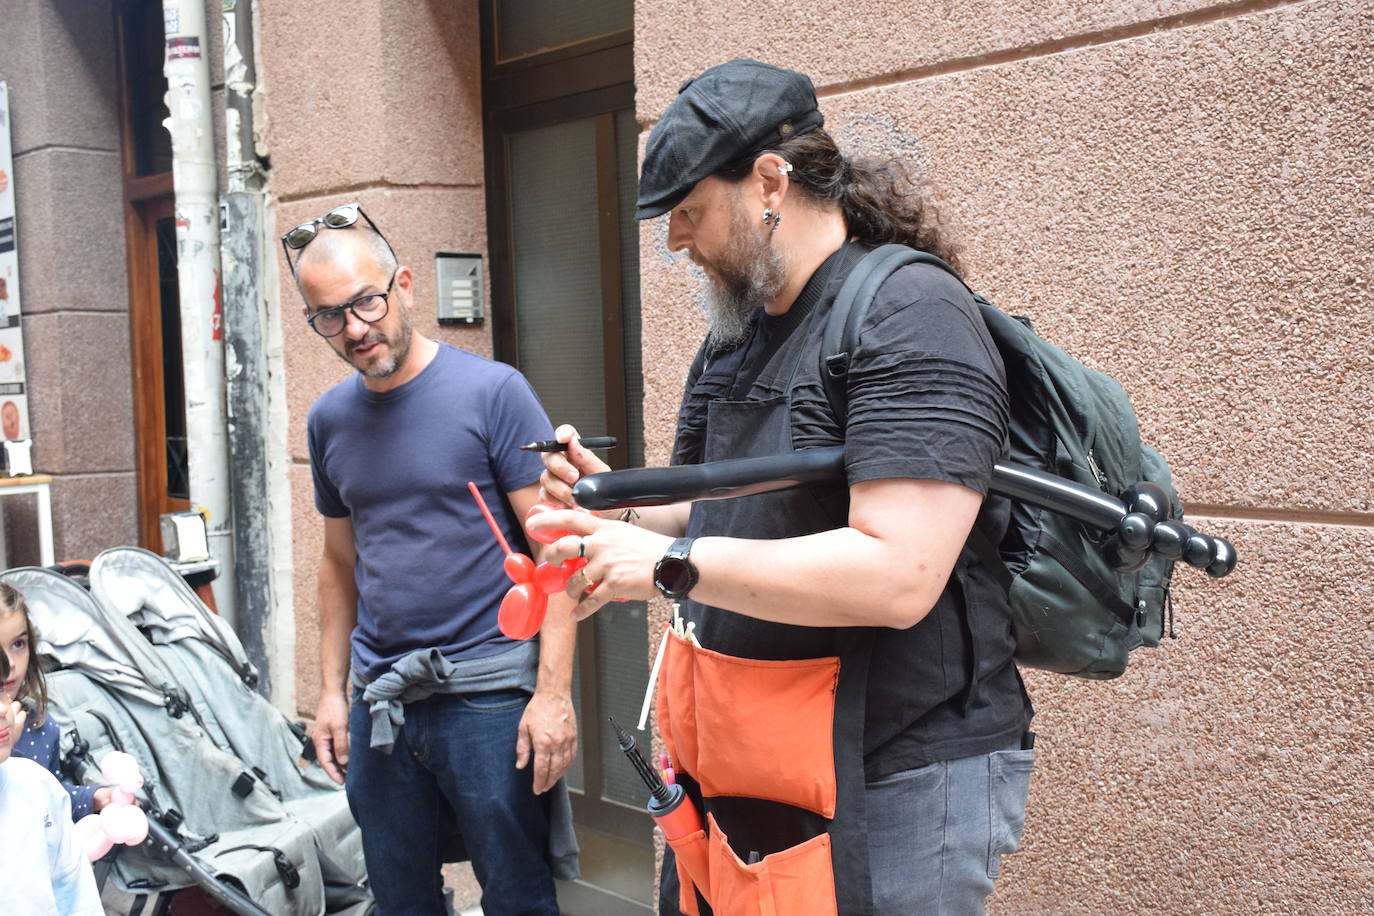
576 569 594 590
577 537 587 559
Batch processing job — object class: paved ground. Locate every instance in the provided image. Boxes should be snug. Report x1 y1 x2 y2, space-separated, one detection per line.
444 860 483 914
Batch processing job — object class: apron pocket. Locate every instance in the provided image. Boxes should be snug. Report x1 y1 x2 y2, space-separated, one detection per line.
661 635 841 817
707 813 838 916
658 630 700 781
667 827 711 916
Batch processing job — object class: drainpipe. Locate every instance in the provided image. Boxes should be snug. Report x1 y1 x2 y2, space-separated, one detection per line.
220 0 295 707
162 0 237 626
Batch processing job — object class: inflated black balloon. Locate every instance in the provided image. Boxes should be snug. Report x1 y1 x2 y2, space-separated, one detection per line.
1206 538 1237 578
1151 521 1189 560
1117 512 1154 550
1183 533 1218 568
1102 533 1149 573
1120 481 1171 522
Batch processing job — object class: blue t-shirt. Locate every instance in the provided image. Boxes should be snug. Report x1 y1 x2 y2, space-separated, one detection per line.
307 343 553 681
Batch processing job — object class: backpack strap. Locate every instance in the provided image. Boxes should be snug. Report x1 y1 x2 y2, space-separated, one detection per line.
820 243 1015 591
820 244 967 425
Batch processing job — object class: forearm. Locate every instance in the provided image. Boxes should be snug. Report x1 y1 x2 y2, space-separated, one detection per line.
533 592 576 696
530 476 983 628
687 526 954 629
317 559 358 695
68 781 99 820
610 502 690 538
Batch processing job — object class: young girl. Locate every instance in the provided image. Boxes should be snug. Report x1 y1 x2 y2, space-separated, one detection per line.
1 643 103 914
0 581 114 818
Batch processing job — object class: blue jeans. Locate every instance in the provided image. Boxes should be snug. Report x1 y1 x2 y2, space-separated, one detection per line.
346 688 559 916
867 744 1036 915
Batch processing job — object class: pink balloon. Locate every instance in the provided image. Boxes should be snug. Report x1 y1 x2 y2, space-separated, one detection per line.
99 751 143 791
101 804 149 845
75 814 114 862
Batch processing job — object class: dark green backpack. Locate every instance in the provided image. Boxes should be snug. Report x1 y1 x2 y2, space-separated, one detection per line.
821 245 1180 679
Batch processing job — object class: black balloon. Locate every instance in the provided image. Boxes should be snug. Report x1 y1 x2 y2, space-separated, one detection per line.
1183 533 1217 568
1151 521 1189 560
1117 512 1154 550
1120 481 1171 522
1102 533 1149 573
1206 538 1237 578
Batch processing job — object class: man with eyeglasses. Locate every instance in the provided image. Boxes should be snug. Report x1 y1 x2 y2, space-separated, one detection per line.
288 204 577 915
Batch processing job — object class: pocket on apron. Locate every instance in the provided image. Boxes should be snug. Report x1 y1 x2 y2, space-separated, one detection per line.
658 633 841 817
707 813 838 916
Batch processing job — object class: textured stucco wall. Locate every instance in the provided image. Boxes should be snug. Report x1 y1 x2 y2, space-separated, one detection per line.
0 0 138 564
256 0 491 719
636 0 1373 912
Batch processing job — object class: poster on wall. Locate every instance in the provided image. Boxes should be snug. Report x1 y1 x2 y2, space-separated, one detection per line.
0 81 31 441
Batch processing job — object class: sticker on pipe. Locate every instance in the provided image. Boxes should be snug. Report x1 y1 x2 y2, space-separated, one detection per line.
166 37 201 60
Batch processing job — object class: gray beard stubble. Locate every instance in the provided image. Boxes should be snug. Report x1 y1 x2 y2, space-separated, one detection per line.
700 203 788 350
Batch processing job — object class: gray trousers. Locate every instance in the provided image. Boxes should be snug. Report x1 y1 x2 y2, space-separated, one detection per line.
867 743 1036 915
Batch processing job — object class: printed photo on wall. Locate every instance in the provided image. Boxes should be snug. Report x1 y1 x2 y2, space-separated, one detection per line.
1 393 26 440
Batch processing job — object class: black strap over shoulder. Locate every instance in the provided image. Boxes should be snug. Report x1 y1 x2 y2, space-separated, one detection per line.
820 244 966 426
820 243 1013 597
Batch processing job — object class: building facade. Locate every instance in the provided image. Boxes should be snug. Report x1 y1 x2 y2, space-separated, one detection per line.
0 0 1370 912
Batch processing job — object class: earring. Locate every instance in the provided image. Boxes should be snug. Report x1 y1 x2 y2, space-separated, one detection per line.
769 211 782 234
762 208 773 224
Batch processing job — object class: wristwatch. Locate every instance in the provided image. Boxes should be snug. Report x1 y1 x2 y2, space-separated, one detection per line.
653 537 699 600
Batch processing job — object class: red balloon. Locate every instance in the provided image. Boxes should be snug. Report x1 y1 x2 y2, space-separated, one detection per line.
533 557 587 594
503 553 535 584
498 582 547 641
523 501 593 545
523 503 562 545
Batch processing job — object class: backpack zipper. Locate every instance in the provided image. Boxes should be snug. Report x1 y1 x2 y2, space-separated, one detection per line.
1086 448 1107 490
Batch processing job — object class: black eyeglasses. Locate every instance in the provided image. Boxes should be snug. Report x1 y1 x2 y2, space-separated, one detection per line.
280 203 396 275
306 271 397 338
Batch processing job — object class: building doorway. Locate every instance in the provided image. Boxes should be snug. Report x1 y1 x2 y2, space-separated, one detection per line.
482 3 653 912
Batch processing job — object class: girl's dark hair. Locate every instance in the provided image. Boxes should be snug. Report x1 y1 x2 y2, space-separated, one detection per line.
0 581 46 725
715 128 963 273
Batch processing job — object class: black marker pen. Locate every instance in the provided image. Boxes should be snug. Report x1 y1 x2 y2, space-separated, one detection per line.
519 436 618 452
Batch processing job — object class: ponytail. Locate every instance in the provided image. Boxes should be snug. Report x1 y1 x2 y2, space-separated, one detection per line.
715 128 963 273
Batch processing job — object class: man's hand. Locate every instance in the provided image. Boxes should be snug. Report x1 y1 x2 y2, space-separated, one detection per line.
313 690 351 785
526 508 672 620
538 424 612 510
515 688 577 794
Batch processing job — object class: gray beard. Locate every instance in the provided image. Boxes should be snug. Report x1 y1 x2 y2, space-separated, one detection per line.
341 307 415 378
700 212 788 350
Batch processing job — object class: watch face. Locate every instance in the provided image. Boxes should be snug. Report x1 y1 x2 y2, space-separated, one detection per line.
657 557 692 595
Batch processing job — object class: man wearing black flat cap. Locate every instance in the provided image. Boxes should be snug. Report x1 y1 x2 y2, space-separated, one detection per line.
533 59 1035 915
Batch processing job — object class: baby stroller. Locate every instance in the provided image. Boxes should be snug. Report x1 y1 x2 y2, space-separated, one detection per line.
2 557 373 916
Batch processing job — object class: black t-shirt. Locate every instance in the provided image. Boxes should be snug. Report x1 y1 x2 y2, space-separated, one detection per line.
673 245 1032 775
675 245 1009 495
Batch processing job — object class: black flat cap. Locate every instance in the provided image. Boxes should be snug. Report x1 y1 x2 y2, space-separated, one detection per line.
635 59 824 220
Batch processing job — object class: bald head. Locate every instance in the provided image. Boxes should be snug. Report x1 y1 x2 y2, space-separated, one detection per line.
294 223 397 295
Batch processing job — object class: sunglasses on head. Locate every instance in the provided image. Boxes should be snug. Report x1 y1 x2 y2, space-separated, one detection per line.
280 203 396 275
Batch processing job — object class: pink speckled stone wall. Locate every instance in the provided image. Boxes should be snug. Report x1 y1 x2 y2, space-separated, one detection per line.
635 0 1374 912
257 0 490 716
257 0 1372 907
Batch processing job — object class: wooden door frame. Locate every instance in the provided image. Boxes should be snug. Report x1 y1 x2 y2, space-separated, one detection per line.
115 3 184 551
